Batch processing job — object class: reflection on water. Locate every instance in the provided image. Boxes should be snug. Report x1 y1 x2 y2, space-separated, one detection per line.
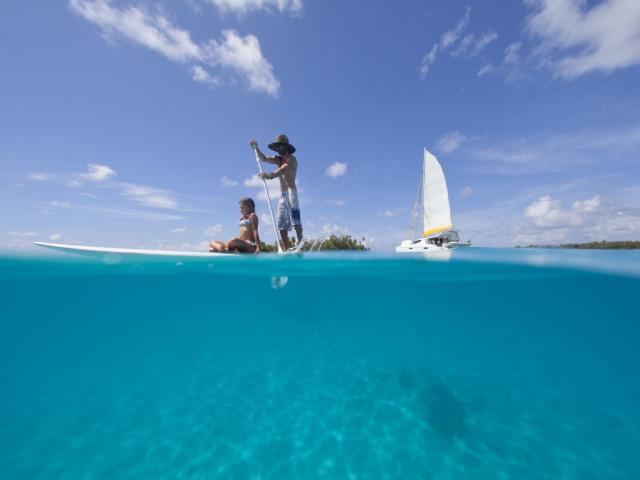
271 276 289 289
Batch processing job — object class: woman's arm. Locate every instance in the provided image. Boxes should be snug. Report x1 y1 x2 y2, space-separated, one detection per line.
251 213 261 252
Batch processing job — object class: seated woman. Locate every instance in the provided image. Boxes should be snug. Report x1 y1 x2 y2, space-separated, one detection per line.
209 197 261 254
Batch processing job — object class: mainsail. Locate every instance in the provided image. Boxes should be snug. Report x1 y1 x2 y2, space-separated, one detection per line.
422 148 452 236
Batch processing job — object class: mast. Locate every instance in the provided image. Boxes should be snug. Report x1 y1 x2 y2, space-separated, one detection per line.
410 155 424 240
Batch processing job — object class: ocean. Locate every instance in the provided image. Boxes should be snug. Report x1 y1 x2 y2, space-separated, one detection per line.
1 248 639 479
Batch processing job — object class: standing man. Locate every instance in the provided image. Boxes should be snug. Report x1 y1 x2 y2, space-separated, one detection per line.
250 134 302 250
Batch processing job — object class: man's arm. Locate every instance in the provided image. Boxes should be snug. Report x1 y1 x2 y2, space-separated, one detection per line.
260 159 290 179
269 161 290 178
258 148 279 164
250 139 278 164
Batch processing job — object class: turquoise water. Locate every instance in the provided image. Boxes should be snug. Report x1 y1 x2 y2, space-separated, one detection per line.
1 249 639 479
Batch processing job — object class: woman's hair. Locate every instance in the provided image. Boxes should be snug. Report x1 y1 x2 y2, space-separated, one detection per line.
239 197 256 214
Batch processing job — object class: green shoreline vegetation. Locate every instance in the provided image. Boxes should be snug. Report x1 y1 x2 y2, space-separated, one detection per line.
260 234 369 252
517 240 640 250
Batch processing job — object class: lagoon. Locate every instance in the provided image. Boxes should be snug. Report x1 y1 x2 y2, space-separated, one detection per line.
1 249 639 479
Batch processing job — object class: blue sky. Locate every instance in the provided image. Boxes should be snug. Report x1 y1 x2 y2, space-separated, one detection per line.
2 0 640 251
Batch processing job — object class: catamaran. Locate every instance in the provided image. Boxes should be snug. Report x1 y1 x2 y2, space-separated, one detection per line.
396 148 470 253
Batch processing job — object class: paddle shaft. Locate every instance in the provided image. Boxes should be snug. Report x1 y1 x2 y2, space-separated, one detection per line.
253 146 284 253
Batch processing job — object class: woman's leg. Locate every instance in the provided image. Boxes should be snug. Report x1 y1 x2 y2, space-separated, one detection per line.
226 237 257 253
209 240 227 252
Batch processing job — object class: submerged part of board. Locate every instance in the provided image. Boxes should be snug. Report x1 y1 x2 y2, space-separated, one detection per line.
34 242 230 258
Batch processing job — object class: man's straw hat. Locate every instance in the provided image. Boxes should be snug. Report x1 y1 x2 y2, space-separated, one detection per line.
268 134 296 154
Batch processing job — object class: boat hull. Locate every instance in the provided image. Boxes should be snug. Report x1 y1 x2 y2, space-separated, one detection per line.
395 235 471 253
395 244 448 253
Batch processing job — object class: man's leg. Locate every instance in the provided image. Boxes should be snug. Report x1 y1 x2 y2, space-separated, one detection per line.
289 189 303 245
276 194 292 250
280 230 290 250
294 225 303 244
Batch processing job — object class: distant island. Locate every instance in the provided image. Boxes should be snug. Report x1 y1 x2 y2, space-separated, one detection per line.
260 234 369 252
517 241 640 250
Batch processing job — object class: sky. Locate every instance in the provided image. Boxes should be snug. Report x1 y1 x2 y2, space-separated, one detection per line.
1 0 640 251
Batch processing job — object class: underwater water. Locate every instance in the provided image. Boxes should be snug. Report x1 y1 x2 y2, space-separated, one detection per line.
1 248 639 479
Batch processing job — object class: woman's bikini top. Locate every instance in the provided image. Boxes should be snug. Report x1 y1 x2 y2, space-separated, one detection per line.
238 216 253 228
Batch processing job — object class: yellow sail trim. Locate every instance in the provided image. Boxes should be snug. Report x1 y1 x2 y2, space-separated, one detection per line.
422 225 452 237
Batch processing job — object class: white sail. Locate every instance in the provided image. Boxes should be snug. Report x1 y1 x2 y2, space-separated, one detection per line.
422 148 452 236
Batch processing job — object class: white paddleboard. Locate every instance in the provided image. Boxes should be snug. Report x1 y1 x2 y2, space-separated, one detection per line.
34 242 303 258
34 242 231 258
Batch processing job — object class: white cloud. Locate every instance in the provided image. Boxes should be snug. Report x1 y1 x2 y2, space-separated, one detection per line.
221 175 239 187
504 42 522 65
454 190 640 247
460 186 473 198
26 163 186 211
184 0 204 14
8 231 39 237
209 0 302 15
325 162 347 178
378 210 398 217
420 7 497 78
244 175 264 188
49 233 63 241
44 201 185 221
5 239 36 249
204 224 224 236
420 8 471 77
378 207 407 218
119 183 179 209
525 194 604 228
206 30 280 97
28 173 53 181
436 131 467 154
191 65 221 87
30 163 115 187
477 63 495 76
320 223 349 235
475 42 525 83
474 30 499 53
260 212 273 226
525 195 588 227
79 163 116 181
514 194 640 245
419 45 439 78
325 199 346 207
69 0 202 62
469 124 640 174
50 201 72 208
69 1 280 96
526 0 640 78
171 226 187 233
451 30 498 58
243 174 280 201
441 6 471 49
